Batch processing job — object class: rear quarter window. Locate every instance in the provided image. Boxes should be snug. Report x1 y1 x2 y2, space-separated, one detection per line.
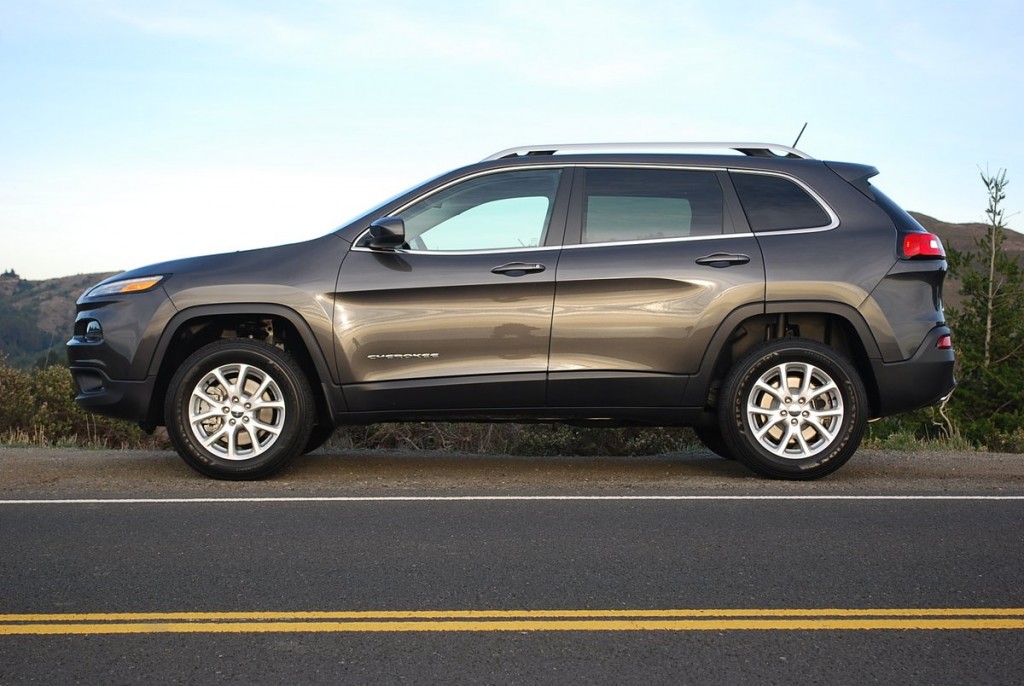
731 172 832 231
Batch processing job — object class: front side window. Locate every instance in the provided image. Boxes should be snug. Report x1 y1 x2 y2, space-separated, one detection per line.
400 169 561 251
582 168 724 244
731 172 832 231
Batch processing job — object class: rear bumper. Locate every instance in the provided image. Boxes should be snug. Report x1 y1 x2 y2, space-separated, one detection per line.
870 326 955 417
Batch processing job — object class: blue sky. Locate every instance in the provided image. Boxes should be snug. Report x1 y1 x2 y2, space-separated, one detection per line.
2 0 1022 280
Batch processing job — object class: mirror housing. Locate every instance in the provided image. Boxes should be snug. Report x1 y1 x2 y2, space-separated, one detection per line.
367 217 406 250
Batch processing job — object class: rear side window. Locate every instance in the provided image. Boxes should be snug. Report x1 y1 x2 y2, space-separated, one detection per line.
582 168 724 243
731 172 831 232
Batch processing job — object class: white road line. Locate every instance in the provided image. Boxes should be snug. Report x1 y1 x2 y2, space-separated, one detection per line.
1 495 1023 505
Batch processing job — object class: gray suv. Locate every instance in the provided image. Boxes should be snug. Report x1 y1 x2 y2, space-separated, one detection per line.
68 142 955 480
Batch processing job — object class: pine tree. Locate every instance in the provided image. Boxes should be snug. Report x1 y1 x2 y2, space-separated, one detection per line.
945 169 1024 446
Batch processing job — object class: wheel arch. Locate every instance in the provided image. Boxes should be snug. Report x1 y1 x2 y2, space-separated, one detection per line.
145 304 339 430
690 302 884 418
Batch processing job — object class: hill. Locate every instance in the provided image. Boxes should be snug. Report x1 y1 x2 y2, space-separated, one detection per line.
912 212 1024 311
0 270 114 368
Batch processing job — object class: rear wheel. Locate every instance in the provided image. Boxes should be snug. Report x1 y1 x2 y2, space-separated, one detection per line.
165 339 315 480
718 338 867 480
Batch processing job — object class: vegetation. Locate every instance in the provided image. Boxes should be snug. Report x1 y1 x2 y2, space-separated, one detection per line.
0 357 701 454
943 169 1024 448
0 359 158 448
868 169 1024 452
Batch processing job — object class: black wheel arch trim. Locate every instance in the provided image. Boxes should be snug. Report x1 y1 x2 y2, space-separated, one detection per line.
685 300 884 407
145 303 344 427
149 303 335 378
763 301 884 360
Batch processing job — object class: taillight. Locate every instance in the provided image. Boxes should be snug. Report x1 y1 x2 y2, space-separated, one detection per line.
901 232 945 259
937 334 953 350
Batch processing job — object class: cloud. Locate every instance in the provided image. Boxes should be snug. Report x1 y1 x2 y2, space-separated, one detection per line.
101 0 327 51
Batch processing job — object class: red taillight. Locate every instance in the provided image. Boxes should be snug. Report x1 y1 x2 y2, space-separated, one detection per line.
937 334 953 350
902 232 945 258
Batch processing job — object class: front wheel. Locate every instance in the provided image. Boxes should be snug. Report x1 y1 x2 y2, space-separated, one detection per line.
718 338 867 480
165 339 315 480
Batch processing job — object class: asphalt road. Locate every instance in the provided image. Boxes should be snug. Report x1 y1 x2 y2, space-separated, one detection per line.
2 447 1023 684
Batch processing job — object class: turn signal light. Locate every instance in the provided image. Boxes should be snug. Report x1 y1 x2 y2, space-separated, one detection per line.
902 233 945 259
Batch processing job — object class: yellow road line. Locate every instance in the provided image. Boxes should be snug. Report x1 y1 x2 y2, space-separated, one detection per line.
5 608 1024 622
3 609 1024 635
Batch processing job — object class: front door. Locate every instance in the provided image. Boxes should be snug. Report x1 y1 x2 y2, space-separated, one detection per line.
335 167 568 412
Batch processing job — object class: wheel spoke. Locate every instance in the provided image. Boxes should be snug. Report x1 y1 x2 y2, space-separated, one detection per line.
745 359 848 460
753 378 785 402
186 360 288 461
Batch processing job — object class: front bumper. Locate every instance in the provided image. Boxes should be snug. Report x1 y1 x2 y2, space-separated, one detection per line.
68 366 158 425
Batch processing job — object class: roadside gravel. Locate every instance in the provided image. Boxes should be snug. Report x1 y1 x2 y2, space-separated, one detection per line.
1 446 1022 498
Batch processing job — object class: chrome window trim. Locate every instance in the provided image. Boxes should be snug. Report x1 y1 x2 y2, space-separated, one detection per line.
351 243 560 256
562 232 753 250
351 163 841 255
728 168 840 234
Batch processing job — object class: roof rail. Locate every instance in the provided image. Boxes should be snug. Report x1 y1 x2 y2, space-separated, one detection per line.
483 142 813 161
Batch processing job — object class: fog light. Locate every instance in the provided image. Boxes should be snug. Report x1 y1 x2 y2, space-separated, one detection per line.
84 320 103 343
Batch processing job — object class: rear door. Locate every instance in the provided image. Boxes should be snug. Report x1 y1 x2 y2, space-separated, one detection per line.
548 165 765 407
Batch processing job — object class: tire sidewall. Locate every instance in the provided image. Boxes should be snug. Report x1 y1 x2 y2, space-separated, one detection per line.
166 340 314 480
720 339 866 479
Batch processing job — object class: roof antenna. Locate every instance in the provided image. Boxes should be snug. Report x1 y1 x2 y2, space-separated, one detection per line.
792 122 808 149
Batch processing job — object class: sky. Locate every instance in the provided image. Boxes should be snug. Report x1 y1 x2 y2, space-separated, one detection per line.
2 0 1023 281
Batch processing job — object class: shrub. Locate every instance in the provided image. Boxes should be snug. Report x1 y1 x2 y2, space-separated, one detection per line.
0 360 157 448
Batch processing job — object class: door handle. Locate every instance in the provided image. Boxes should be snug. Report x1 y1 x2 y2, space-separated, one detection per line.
491 262 546 276
695 253 751 268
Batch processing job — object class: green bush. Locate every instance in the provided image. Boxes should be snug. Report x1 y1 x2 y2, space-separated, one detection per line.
0 359 156 448
328 423 698 457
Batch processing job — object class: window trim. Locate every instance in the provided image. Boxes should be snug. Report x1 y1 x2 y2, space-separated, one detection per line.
728 169 840 234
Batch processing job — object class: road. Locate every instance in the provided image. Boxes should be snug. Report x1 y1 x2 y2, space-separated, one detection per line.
1 447 1023 684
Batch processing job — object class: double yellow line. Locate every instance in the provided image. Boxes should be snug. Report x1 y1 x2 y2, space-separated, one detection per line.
3 608 1024 635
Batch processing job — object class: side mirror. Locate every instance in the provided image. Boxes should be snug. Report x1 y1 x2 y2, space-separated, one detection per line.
367 217 406 250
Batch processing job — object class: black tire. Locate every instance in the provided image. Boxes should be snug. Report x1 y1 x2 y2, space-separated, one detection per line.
718 338 867 480
693 424 736 460
165 339 315 480
303 424 335 455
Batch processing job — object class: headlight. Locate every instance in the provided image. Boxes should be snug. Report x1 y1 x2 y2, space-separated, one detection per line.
86 275 165 298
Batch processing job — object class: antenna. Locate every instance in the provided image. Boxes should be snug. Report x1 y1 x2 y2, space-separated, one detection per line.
792 122 808 149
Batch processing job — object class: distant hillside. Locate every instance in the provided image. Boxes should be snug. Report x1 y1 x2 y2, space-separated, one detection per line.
0 270 114 368
911 212 1024 258
911 212 1024 311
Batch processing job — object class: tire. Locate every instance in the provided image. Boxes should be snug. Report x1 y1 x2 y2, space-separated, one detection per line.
165 339 315 480
693 424 736 460
303 424 335 455
718 338 867 480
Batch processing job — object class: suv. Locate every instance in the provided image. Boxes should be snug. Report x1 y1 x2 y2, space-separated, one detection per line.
68 142 955 480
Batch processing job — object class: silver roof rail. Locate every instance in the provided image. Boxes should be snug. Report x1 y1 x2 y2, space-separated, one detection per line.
483 142 813 161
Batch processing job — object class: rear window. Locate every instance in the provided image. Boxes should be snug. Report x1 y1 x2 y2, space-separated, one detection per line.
731 172 831 231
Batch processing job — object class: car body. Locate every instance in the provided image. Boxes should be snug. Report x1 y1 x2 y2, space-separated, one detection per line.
68 142 955 479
